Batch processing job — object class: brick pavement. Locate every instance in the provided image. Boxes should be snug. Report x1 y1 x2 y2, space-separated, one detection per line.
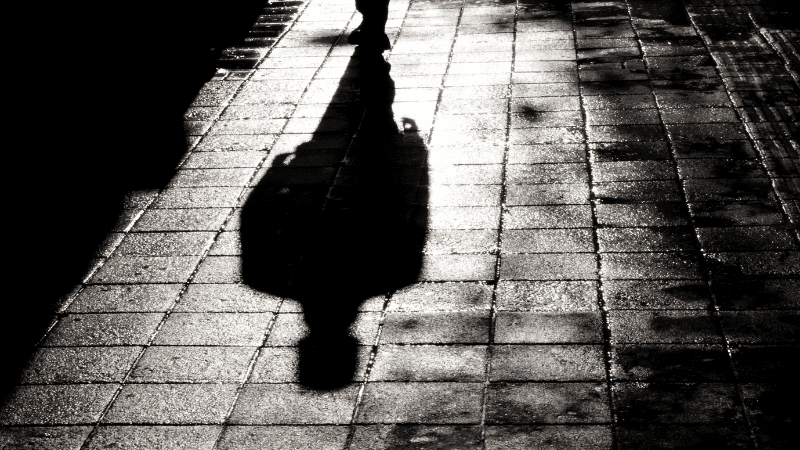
2 0 799 449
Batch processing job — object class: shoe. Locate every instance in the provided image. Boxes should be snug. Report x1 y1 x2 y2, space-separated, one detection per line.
347 27 390 51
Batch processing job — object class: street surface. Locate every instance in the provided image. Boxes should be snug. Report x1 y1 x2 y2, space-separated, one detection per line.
1 0 798 449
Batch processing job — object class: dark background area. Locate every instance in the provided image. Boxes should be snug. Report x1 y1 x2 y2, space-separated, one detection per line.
4 1 269 399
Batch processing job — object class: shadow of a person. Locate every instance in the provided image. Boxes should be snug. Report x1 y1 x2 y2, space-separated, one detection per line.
241 49 428 390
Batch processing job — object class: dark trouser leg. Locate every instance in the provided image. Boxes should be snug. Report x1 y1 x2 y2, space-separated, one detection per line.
355 0 389 33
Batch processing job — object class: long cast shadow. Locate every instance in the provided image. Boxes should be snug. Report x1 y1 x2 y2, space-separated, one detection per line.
241 50 428 390
4 1 277 402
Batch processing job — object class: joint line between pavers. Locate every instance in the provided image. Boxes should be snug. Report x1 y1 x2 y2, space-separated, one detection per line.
574 1 618 448
631 2 761 449
682 7 770 449
341 3 418 448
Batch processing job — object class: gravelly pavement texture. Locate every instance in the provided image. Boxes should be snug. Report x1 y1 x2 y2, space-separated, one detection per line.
2 0 799 449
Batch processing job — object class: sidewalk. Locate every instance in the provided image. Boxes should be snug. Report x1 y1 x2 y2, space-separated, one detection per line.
2 0 799 449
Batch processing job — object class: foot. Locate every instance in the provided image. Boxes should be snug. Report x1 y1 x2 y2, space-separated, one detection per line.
347 27 390 51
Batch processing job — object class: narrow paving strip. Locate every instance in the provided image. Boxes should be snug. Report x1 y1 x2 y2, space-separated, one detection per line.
1 1 798 449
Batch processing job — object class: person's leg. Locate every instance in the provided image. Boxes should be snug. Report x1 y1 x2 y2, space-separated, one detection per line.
355 0 389 32
349 0 391 50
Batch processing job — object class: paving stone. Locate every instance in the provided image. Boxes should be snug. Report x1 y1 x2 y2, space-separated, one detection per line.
252 166 337 187
616 423 752 450
389 282 492 311
486 382 610 424
381 311 491 344
504 205 593 228
495 312 603 344
193 256 243 283
21 347 141 383
351 425 482 450
192 136 275 153
370 345 486 381
0 426 93 450
130 346 255 382
603 280 711 309
427 146 505 165
423 164 503 185
509 127 584 145
688 201 786 226
667 123 748 141
510 96 582 112
677 158 767 179
249 346 371 383
103 384 238 424
115 232 215 256
592 161 676 182
439 98 508 114
0 384 118 425
614 382 743 424
412 229 497 253
513 72 579 84
168 168 256 188
590 142 671 161
429 128 506 147
43 313 163 346
512 83 580 97
601 252 702 279
720 311 800 344
231 383 359 424
417 254 497 281
705 251 800 277
356 382 483 424
90 256 201 284
597 227 698 252
175 283 281 312
581 82 652 98
508 144 586 164
695 226 797 251
671 139 757 159
485 425 613 450
607 310 722 344
131 208 231 232
661 108 739 124
491 345 605 381
656 91 733 108
217 426 348 450
500 254 598 281
583 94 657 110
502 229 594 253
423 185 502 206
67 284 182 313
496 281 598 312
611 344 733 381
505 183 590 206
85 426 221 450
596 203 690 227
712 279 800 310
152 313 272 346
506 163 588 184
152 187 244 208
730 346 800 382
594 180 683 202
